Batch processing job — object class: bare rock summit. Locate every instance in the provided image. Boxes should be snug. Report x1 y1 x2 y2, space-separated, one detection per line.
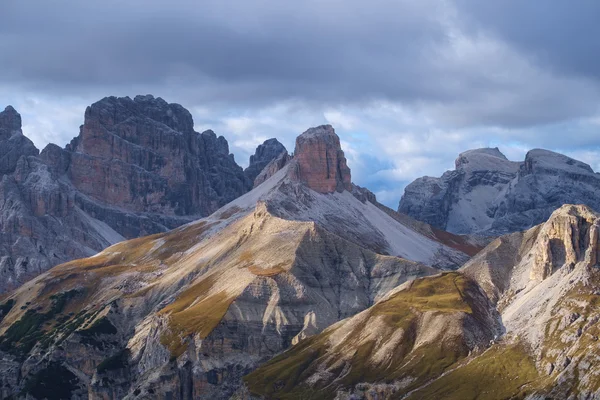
400 147 600 235
0 106 39 175
244 138 287 185
290 124 352 193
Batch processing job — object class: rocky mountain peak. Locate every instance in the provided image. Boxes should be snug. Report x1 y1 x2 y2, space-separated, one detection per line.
291 124 352 193
401 146 600 235
0 106 39 175
531 204 600 281
454 147 517 173
522 148 594 175
63 95 250 216
244 138 287 184
0 96 254 293
200 129 230 155
80 95 195 140
0 105 23 138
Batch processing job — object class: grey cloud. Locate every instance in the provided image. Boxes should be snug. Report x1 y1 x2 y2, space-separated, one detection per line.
2 1 599 128
456 1 600 81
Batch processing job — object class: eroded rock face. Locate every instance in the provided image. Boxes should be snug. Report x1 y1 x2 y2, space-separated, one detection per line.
67 95 251 216
530 205 600 281
252 150 292 188
244 138 287 185
290 125 352 193
0 97 253 292
0 106 39 175
400 147 600 235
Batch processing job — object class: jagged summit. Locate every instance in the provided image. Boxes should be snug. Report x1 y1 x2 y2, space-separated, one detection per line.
79 95 195 139
291 124 352 193
244 138 287 185
0 105 22 136
0 106 38 175
0 96 253 292
67 95 250 216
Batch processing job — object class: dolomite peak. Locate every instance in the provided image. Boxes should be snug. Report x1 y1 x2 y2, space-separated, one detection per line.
290 124 352 193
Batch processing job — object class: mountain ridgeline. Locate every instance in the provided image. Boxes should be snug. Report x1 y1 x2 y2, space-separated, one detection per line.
0 97 287 293
3 95 600 399
399 147 600 235
0 121 478 399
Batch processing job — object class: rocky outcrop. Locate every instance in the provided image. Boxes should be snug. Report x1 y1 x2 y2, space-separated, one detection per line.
399 147 600 235
252 150 292 188
0 106 38 175
244 138 287 185
247 204 600 399
290 125 352 193
66 95 251 216
530 205 600 281
0 97 252 292
454 204 600 398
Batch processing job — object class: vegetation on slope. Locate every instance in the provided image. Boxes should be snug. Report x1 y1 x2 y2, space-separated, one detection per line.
159 273 238 358
406 344 539 400
245 272 484 399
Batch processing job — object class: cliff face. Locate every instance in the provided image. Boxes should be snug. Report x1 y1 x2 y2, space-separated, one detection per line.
399 147 600 236
66 95 251 216
0 96 254 292
244 138 287 186
291 125 352 194
0 106 39 175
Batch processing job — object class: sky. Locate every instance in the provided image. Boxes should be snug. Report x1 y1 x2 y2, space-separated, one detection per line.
2 1 600 208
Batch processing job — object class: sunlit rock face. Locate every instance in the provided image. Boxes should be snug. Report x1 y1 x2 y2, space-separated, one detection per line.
291 125 352 194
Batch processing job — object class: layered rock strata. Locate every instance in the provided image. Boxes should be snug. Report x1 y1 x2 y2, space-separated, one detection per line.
399 147 600 235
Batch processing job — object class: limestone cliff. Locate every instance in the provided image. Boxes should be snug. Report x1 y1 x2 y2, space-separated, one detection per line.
0 97 252 292
244 138 287 186
399 147 600 235
290 125 352 193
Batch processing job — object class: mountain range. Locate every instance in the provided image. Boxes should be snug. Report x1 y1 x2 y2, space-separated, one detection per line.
0 96 288 293
1 95 600 399
399 147 600 236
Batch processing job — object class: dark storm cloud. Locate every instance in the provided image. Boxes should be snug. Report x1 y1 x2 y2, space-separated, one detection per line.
0 1 449 101
456 0 600 81
3 0 598 128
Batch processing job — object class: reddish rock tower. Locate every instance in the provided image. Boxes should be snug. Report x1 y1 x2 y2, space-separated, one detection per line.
292 125 352 193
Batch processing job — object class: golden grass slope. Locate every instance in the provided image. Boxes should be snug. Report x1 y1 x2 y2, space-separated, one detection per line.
245 272 501 399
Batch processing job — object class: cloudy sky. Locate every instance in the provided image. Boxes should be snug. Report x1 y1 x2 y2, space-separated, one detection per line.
2 1 600 207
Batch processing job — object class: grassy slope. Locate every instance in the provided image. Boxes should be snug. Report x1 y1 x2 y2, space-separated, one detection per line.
406 344 540 400
244 272 480 399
